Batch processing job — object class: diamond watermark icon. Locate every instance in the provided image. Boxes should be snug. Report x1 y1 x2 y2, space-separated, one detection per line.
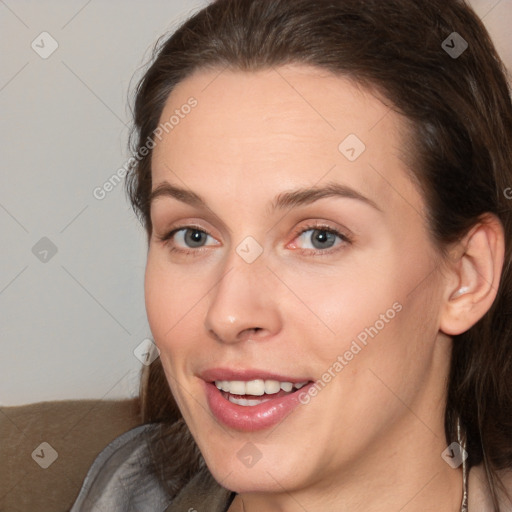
441 442 468 469
32 237 58 263
31 32 59 59
338 133 366 162
236 236 263 264
31 442 58 469
134 338 160 366
442 32 468 59
237 442 263 468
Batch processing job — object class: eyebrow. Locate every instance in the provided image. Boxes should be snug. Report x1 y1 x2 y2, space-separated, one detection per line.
148 180 382 213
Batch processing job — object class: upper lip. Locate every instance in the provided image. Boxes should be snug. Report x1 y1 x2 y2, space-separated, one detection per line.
200 367 313 383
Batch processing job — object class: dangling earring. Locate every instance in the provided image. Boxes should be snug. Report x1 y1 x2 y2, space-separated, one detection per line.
457 416 469 512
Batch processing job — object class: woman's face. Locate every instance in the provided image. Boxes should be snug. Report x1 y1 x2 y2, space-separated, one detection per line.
145 64 454 497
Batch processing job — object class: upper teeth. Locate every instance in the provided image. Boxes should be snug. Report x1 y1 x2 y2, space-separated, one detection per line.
214 379 308 396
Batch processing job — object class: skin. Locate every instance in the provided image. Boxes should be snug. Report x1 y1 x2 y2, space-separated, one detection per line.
145 64 504 511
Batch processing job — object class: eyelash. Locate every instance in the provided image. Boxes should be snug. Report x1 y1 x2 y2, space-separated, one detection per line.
155 222 352 257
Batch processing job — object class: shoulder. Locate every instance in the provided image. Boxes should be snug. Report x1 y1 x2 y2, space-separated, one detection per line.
69 423 173 512
70 420 235 512
468 464 512 512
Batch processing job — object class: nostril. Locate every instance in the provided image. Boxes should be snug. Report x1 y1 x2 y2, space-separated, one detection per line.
239 327 263 338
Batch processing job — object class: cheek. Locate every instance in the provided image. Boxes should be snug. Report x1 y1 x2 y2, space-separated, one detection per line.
144 262 172 343
144 255 202 360
289 249 439 380
278 262 401 352
144 259 199 410
145 248 209 325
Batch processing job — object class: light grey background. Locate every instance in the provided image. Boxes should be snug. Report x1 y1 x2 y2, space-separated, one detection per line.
1 0 510 406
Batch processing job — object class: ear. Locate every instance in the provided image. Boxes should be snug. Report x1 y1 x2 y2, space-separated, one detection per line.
439 213 505 336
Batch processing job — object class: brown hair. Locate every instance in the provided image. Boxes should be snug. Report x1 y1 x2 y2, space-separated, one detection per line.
126 0 512 508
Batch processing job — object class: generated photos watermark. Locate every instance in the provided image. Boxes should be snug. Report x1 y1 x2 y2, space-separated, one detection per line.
92 96 198 201
298 301 403 405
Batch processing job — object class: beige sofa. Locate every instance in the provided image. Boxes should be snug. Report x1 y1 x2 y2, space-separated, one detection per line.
1 399 142 512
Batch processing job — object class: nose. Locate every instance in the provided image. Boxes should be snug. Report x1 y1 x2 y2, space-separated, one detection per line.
204 248 282 345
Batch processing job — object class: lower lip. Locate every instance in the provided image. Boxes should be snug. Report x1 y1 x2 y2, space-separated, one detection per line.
204 381 313 432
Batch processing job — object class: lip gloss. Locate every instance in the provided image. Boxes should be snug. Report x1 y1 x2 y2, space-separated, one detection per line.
204 380 314 431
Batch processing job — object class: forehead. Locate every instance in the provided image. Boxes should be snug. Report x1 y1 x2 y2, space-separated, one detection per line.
151 64 423 219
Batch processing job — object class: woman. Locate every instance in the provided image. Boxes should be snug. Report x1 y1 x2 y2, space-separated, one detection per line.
70 0 512 510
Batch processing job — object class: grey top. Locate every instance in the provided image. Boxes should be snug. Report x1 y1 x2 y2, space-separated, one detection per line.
70 423 511 512
69 423 235 512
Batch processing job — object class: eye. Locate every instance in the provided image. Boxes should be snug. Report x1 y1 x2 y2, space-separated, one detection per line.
290 223 351 254
156 225 219 253
174 227 213 248
156 222 351 256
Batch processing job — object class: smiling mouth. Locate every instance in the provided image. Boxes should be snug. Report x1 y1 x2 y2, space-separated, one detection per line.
215 379 310 406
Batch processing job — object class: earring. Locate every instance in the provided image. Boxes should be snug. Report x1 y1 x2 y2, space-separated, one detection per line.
452 286 470 298
457 416 469 512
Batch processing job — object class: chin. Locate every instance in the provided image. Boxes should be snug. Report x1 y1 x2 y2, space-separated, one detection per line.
196 436 309 493
209 459 302 494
